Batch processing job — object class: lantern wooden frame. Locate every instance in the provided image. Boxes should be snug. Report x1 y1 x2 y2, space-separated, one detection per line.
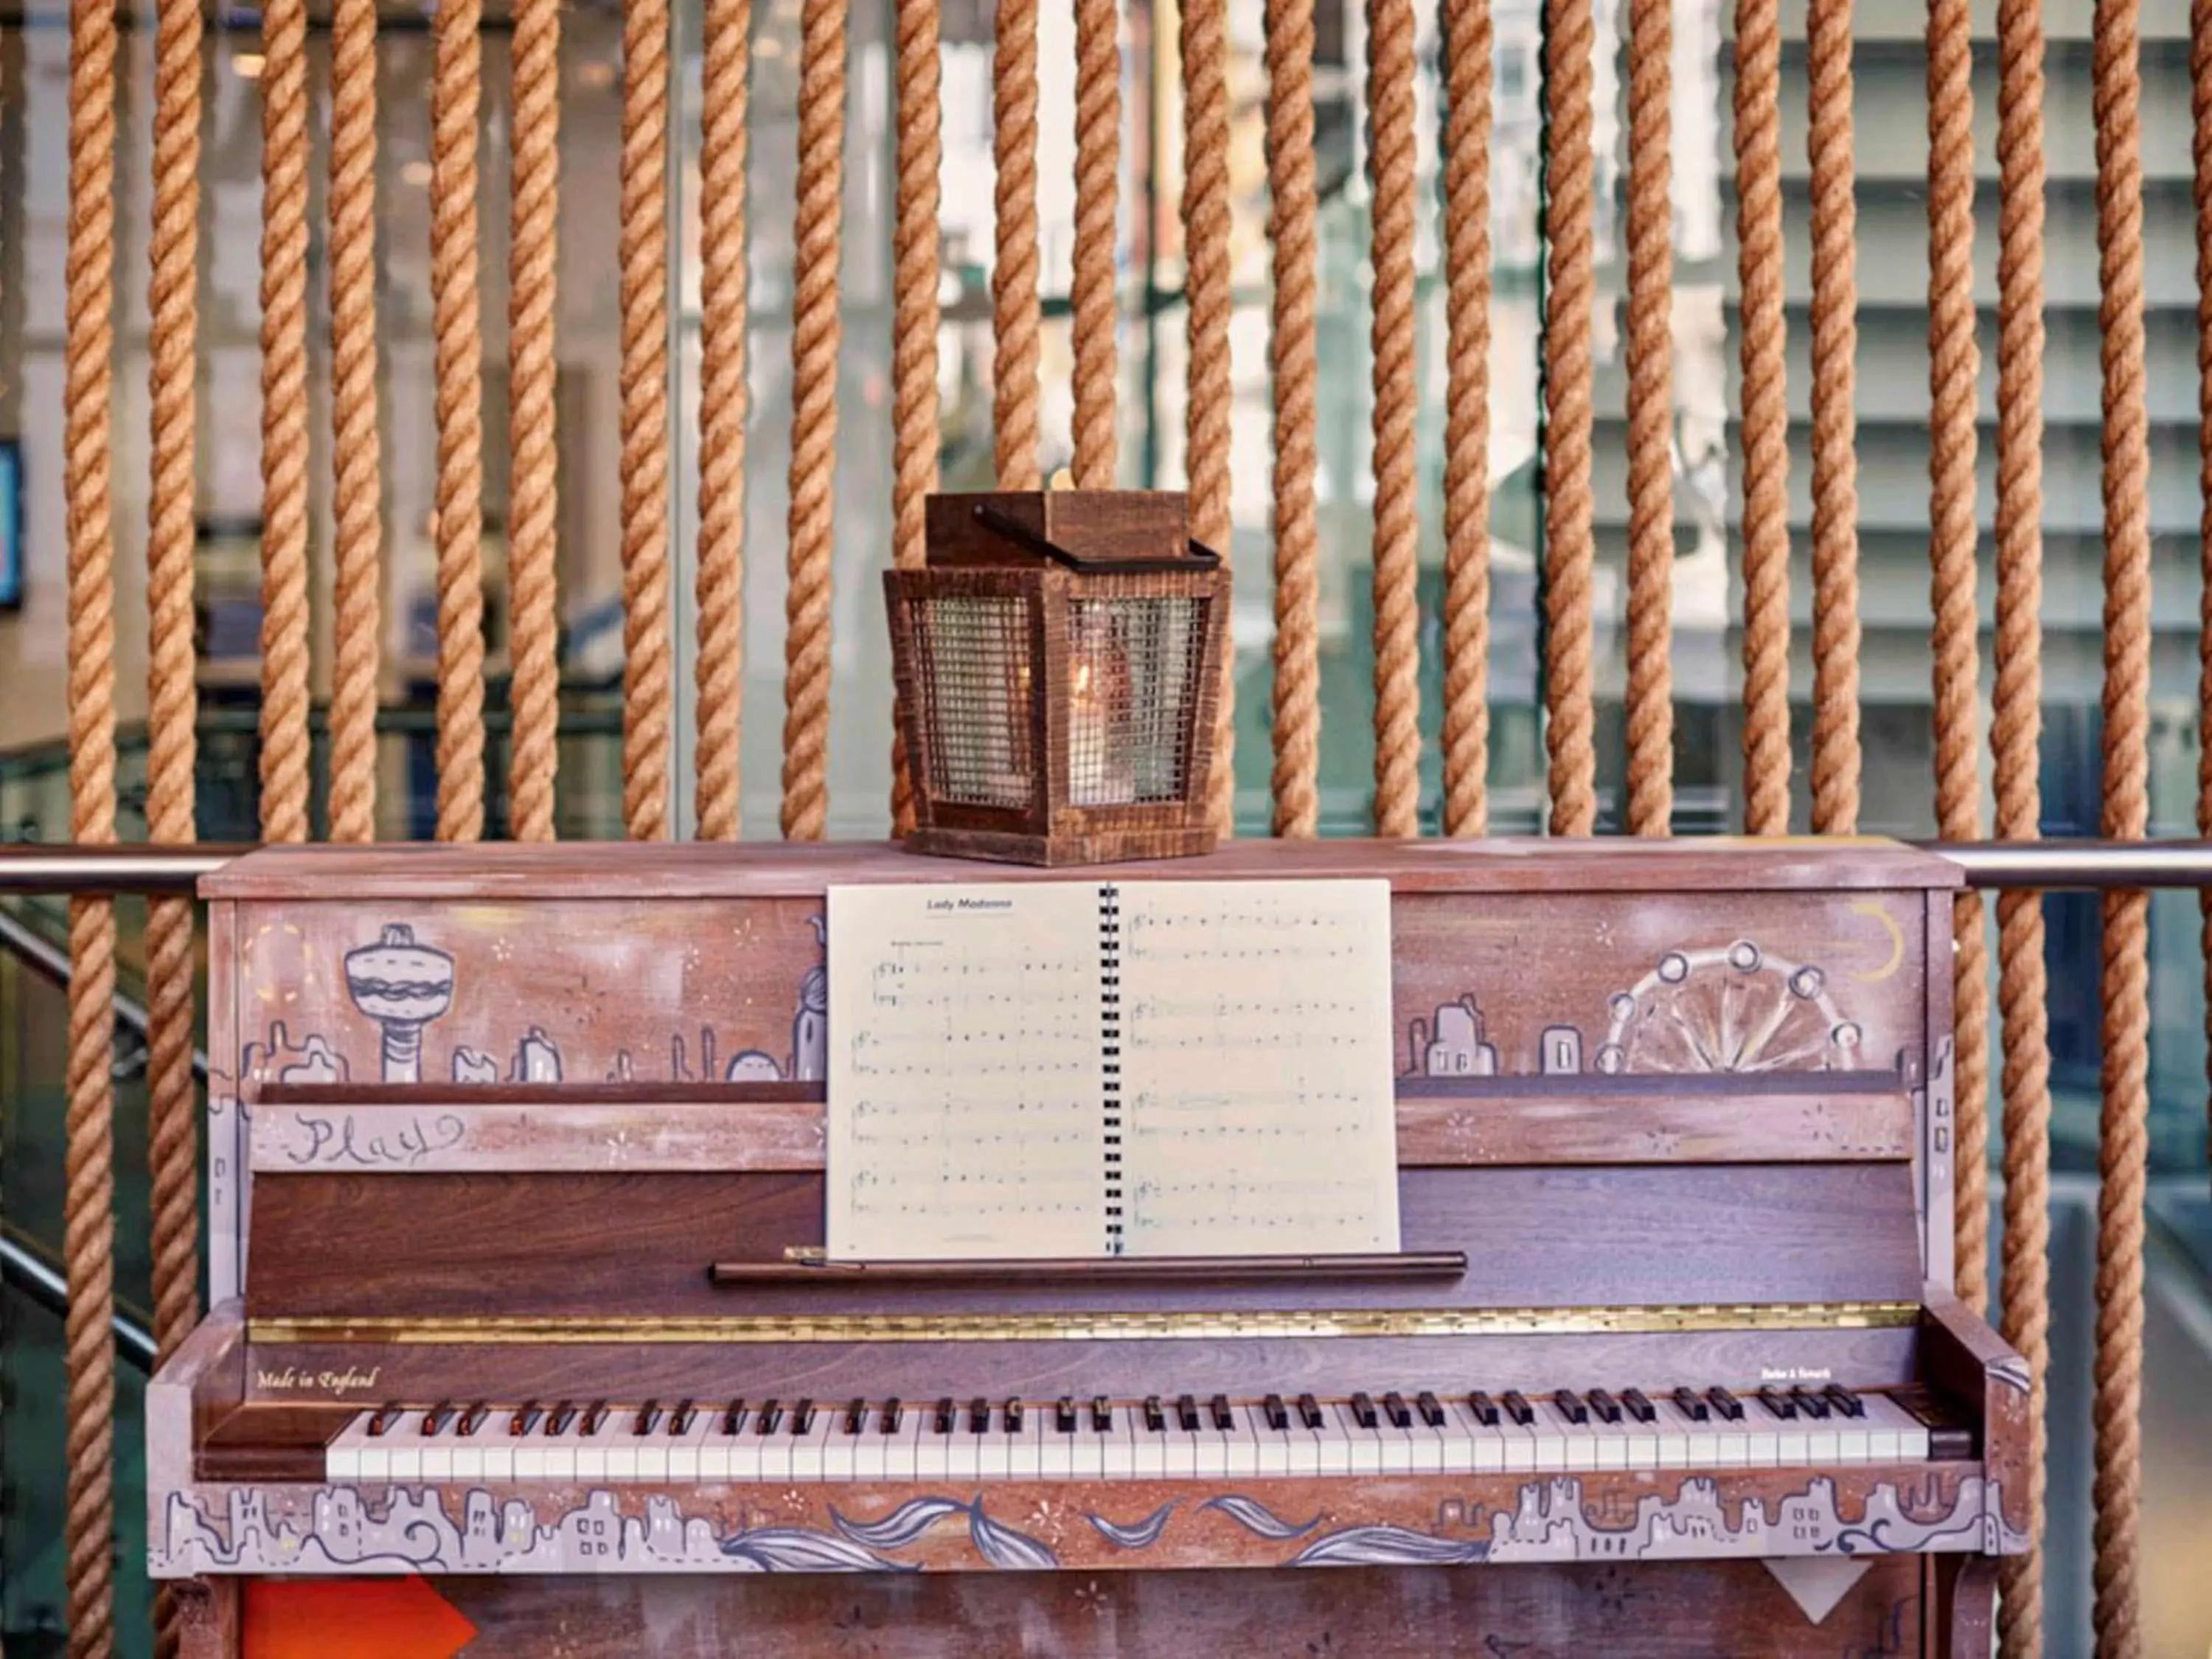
885 490 1229 867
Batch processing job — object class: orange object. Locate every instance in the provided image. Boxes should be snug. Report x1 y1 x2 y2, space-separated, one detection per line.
244 1576 477 1659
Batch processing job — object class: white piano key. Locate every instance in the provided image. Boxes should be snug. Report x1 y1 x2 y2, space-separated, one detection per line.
1101 1414 1137 1480
978 1413 1015 1481
1527 1403 1571 1472
326 1412 372 1482
1650 1399 1697 1468
1290 1411 1327 1476
886 1413 925 1481
1258 1408 1294 1476
668 1413 707 1481
1043 1418 1080 1478
1224 1407 1264 1478
1338 1405 1383 1475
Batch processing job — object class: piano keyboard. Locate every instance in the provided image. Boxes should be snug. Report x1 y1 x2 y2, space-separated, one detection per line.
325 1385 1954 1484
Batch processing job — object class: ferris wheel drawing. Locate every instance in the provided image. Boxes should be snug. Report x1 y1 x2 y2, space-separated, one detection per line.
1592 939 1865 1075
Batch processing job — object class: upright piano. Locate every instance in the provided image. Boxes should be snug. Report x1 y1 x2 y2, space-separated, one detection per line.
151 838 2028 1656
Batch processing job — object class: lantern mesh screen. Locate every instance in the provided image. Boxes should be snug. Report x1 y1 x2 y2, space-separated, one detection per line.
1065 594 1211 807
911 594 1037 808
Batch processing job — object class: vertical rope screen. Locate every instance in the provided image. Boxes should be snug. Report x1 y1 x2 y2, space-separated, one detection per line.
1440 0 1492 838
890 0 941 832
1621 0 1672 838
2093 0 2153 1640
328 0 383 844
65 0 117 1643
1368 0 1420 837
1542 0 1596 838
1926 0 1989 1309
695 0 750 839
622 0 672 839
780 0 843 839
508 0 563 844
258 0 310 843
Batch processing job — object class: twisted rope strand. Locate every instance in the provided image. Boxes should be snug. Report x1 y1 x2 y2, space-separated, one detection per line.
1622 0 1673 838
1543 0 1597 837
1805 0 1861 835
1926 0 1987 1309
1072 0 1121 486
890 0 941 832
1733 0 1790 833
1440 0 1492 837
2093 0 2152 1641
431 0 487 841
258 0 310 842
2194 0 2212 1227
622 0 672 839
1182 0 1236 835
698 0 751 840
782 0 844 840
994 0 1042 488
507 0 562 842
1368 0 1419 836
65 0 118 1644
1994 0 2051 1637
327 0 382 843
1266 0 1321 838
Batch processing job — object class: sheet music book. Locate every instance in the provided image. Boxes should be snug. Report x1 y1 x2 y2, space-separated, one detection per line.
826 878 1400 1260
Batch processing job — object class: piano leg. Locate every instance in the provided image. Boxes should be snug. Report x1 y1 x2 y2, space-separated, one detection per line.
1928 1554 1999 1659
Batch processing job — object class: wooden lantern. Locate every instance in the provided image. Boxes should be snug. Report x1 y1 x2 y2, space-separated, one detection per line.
884 490 1229 866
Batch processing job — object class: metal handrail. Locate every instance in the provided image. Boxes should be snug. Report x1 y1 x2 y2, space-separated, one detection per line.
6 838 2212 893
0 903 212 1082
1 1221 157 1373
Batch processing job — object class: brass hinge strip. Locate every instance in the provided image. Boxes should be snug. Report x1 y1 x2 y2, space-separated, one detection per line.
248 1301 1921 1346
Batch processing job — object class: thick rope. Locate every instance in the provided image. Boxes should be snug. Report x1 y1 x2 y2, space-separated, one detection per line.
1182 0 1235 835
782 0 844 841
890 0 940 832
1440 0 1492 838
1622 0 1673 838
1266 0 1321 838
507 0 561 842
2194 0 2212 1235
145 0 201 1649
431 0 486 842
1805 0 1861 835
1927 0 1988 1310
1733 0 1790 835
327 0 381 844
1543 0 1596 838
993 0 1042 489
622 0 672 840
1071 0 1120 487
2093 0 2152 1641
66 0 117 1646
697 0 751 841
1368 0 1419 836
1993 0 2051 1631
258 0 310 843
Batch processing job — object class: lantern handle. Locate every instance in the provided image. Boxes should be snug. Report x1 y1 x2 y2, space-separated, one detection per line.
972 502 1223 574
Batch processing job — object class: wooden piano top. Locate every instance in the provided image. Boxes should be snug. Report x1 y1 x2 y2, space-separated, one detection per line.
200 835 1964 901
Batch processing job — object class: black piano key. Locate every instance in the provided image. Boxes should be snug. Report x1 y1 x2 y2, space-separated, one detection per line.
1209 1394 1234 1432
669 1400 697 1436
1501 1391 1534 1427
581 1400 611 1436
422 1400 456 1436
635 1399 664 1436
1823 1383 1865 1419
933 1397 956 1434
1554 1388 1590 1425
792 1399 817 1436
1585 1388 1623 1425
1056 1397 1079 1433
1264 1394 1290 1431
717 1399 745 1436
1891 1387 1976 1458
1755 1386 1796 1422
1144 1396 1168 1433
1621 1388 1657 1425
512 1401 546 1436
1350 1391 1380 1430
1382 1391 1412 1429
1467 1391 1500 1427
1416 1390 1446 1428
1005 1397 1026 1433
1296 1393 1325 1430
1789 1385 1832 1420
755 1399 785 1436
548 1401 580 1436
967 1397 990 1434
1672 1386 1709 1422
1091 1396 1113 1433
1176 1394 1202 1433
1705 1386 1745 1422
879 1398 902 1433
457 1402 488 1437
368 1402 403 1438
843 1398 867 1435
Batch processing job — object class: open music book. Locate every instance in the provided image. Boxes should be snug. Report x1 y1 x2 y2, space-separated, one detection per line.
826 878 1401 1260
